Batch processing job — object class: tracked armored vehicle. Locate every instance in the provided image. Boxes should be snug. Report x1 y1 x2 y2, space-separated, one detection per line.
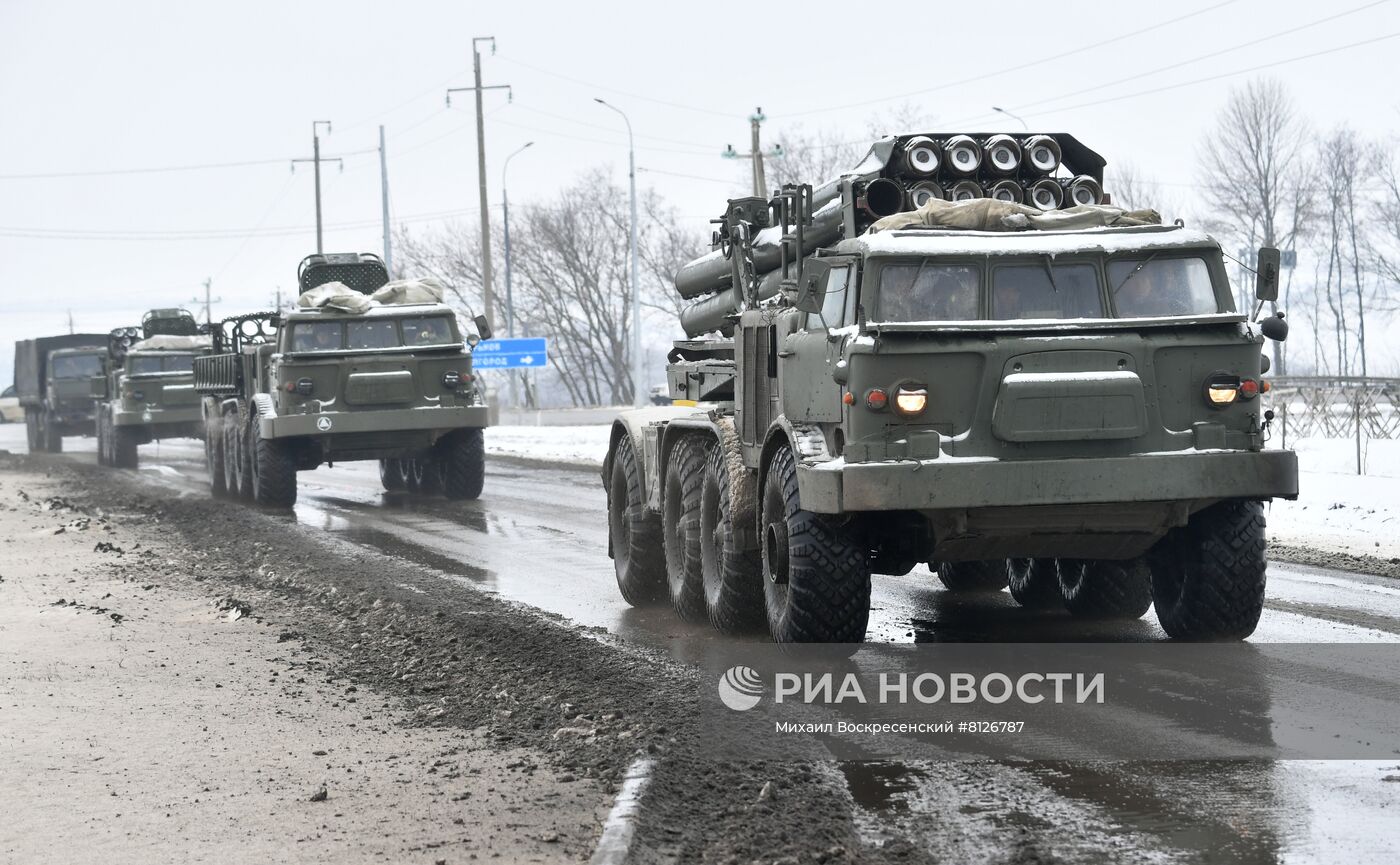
194 253 493 508
96 308 210 469
604 132 1297 642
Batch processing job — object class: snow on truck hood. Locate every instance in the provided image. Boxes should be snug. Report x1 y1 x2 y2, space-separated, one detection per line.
847 225 1219 258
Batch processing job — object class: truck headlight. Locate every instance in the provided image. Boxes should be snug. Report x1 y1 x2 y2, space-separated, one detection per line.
442 370 463 389
893 384 928 417
1204 374 1240 407
130 389 145 401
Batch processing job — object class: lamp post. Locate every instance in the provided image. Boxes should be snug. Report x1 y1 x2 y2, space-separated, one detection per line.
992 106 1029 131
594 97 644 408
502 141 534 410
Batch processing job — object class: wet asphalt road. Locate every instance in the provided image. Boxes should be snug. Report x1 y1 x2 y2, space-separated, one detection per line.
9 424 1400 864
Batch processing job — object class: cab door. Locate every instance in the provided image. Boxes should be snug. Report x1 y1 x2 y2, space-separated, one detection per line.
781 258 859 424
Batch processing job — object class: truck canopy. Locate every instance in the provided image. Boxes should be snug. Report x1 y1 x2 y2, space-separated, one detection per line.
13 334 108 404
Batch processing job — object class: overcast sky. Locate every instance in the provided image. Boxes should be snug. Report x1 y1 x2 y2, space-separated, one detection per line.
3 0 1399 383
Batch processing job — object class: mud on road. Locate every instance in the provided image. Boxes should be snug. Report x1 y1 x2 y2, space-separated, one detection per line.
1 452 895 865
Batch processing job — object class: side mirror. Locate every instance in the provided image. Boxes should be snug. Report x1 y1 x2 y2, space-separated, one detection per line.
1260 310 1289 342
1254 246 1280 303
794 259 830 314
473 314 493 342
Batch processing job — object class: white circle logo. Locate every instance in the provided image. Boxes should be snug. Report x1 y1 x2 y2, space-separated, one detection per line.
717 665 763 712
316 416 333 431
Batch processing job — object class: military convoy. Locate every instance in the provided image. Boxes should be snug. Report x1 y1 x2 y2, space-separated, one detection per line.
603 132 1297 643
192 252 493 508
96 308 211 469
14 334 108 453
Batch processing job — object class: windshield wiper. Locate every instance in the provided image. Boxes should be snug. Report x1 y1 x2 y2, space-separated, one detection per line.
1112 250 1162 296
1040 255 1061 294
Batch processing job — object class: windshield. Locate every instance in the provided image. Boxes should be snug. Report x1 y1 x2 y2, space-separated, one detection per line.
877 262 979 321
992 261 1104 320
1109 257 1220 317
400 316 456 346
291 321 345 352
129 354 195 375
52 354 102 378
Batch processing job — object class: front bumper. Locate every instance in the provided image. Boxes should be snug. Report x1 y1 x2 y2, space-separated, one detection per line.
796 448 1299 514
260 405 490 439
113 405 202 427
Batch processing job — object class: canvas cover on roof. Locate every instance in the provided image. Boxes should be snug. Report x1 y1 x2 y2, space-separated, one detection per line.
869 199 1161 234
129 334 212 352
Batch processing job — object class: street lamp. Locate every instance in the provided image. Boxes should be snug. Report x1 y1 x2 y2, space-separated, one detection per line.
594 97 644 408
992 106 1029 131
502 141 534 410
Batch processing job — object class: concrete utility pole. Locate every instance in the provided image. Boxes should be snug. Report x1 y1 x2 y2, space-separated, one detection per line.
721 107 782 198
66 309 74 334
291 121 341 255
379 125 393 275
191 278 222 325
447 38 511 332
595 98 645 407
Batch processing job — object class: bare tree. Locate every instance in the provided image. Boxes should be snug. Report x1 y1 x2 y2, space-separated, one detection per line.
1371 147 1400 316
762 105 939 190
1199 78 1315 374
1110 161 1183 221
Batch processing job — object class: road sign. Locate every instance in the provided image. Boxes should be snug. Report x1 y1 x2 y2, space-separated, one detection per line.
473 337 549 370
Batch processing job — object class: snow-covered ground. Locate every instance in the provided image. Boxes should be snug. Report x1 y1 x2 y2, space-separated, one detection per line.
486 424 1400 561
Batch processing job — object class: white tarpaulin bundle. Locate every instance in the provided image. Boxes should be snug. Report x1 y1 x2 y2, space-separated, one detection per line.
370 277 446 305
129 334 212 352
297 282 373 314
869 199 1161 233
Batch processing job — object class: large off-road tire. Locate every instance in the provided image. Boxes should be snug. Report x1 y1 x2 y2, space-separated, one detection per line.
1057 558 1153 619
96 413 110 467
1149 500 1268 640
379 458 406 492
439 428 486 500
699 437 764 634
411 457 442 495
110 423 138 469
26 415 44 453
606 435 666 606
206 416 228 497
761 446 870 643
250 408 297 509
937 561 1010 592
44 420 63 453
222 410 243 498
1007 558 1062 610
661 434 708 623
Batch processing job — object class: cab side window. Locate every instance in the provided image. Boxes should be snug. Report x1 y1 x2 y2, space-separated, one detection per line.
809 264 852 330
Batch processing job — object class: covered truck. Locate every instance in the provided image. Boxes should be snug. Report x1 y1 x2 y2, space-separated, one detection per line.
14 333 108 452
603 132 1296 643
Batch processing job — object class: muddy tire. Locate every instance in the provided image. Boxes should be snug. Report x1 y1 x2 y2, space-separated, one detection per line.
44 420 63 453
110 423 138 469
222 409 245 499
206 416 227 497
440 428 486 500
937 561 1010 593
27 415 44 452
1057 558 1152 619
607 435 666 606
96 413 110 466
761 446 870 643
699 437 764 634
250 407 297 508
1007 558 1062 610
1149 500 1267 640
662 435 708 623
379 458 406 492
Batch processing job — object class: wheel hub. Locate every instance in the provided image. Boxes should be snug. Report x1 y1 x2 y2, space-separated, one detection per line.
764 521 789 585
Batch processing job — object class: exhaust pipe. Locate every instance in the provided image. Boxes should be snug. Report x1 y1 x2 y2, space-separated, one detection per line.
1021 135 1061 175
983 134 1021 175
988 180 1024 204
1027 178 1064 211
943 135 982 176
948 180 984 201
906 181 944 209
901 136 940 177
1063 175 1103 206
862 177 906 217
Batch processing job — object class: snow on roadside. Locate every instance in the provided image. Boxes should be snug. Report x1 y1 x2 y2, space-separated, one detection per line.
486 424 611 467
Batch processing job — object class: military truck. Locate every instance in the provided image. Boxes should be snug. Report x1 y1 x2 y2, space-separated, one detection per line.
14 334 108 453
603 132 1297 643
96 308 210 469
193 252 493 508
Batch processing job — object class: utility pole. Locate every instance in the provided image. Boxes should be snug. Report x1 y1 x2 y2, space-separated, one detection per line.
379 125 393 275
66 309 74 334
721 107 782 198
291 121 341 254
595 98 644 407
447 38 511 331
191 278 222 325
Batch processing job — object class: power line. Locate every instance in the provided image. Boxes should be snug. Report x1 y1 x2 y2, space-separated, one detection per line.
0 148 376 181
494 53 734 117
637 166 738 185
511 103 727 151
492 117 716 156
0 205 487 242
773 0 1243 118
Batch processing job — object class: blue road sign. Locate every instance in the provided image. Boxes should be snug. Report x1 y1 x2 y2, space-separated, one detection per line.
474 337 549 370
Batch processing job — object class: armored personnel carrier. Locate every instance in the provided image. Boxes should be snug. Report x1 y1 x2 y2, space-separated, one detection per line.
96 308 210 469
194 253 493 508
603 132 1296 642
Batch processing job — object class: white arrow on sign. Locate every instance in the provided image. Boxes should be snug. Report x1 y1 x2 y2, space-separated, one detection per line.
520 355 535 365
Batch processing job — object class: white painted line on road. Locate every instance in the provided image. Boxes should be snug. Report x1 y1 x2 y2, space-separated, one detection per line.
589 756 656 865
